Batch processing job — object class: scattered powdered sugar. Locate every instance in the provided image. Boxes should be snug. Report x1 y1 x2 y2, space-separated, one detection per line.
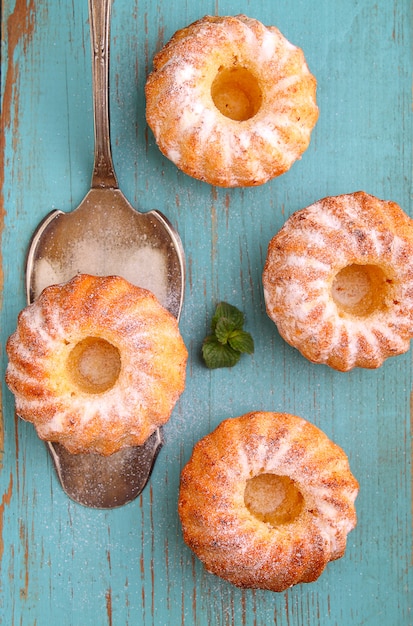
33 258 62 294
34 241 169 309
47 431 163 507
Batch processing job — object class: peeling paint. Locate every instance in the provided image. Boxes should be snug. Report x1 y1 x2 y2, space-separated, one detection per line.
0 0 36 465
105 588 113 626
0 472 13 572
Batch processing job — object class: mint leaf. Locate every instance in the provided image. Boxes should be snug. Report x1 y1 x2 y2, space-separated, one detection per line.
202 335 241 369
214 317 238 344
202 302 254 369
228 329 254 354
211 302 244 332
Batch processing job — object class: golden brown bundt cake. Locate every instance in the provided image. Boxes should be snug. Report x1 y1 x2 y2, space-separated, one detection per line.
263 191 413 371
6 274 188 455
145 15 318 187
178 411 358 592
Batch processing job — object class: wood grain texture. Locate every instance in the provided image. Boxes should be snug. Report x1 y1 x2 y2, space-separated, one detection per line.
1 0 412 624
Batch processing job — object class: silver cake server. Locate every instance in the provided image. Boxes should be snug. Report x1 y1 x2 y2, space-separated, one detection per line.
24 0 185 508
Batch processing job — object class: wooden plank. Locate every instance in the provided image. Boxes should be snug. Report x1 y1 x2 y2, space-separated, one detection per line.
1 0 411 624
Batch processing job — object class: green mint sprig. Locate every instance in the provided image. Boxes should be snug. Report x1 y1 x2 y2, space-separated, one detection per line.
202 302 254 369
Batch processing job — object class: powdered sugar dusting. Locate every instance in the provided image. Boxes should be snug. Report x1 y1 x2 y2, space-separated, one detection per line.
34 242 168 310
263 192 413 370
178 412 358 591
6 274 188 456
146 15 318 187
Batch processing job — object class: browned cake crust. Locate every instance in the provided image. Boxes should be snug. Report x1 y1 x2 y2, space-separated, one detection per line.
263 191 413 371
178 411 358 592
145 15 318 187
6 274 188 455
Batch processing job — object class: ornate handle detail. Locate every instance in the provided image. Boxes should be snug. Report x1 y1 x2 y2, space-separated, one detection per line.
89 0 118 189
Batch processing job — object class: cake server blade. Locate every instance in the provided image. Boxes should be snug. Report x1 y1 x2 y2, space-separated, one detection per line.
23 0 185 508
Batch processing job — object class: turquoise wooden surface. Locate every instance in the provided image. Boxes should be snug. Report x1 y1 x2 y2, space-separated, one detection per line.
1 0 412 624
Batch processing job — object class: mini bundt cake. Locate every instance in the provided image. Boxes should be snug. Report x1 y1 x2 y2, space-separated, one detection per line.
178 411 358 592
6 274 188 455
263 191 413 371
145 15 319 187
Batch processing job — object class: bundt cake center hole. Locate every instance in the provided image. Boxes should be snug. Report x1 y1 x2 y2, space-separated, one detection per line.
332 264 390 316
244 474 304 526
211 65 262 121
67 336 121 394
